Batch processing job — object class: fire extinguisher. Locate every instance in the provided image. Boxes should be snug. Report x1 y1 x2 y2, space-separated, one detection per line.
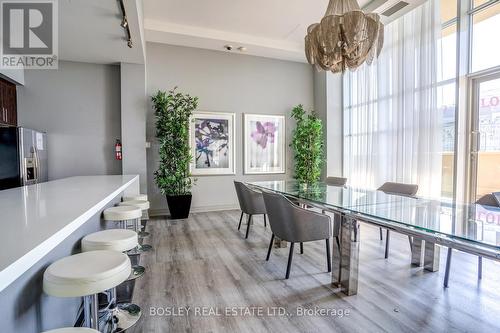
115 139 122 160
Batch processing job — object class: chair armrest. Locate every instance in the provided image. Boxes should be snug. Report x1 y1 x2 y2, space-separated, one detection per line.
288 204 332 242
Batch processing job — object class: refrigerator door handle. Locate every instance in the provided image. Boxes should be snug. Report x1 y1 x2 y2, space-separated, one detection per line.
36 147 42 183
33 147 39 183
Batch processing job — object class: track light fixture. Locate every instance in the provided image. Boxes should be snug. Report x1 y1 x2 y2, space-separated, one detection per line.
120 16 128 29
118 0 132 48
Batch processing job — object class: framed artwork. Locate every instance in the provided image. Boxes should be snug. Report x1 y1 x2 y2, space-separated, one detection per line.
190 111 235 175
244 114 285 174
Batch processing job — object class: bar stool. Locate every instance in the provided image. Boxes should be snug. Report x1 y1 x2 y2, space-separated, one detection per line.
103 206 152 253
122 194 147 201
43 328 99 333
123 194 149 234
118 200 151 239
82 229 146 280
43 250 141 332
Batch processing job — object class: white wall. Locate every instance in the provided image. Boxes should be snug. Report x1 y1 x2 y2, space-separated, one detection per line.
146 43 314 214
17 61 122 180
313 71 343 179
326 72 343 177
120 63 147 194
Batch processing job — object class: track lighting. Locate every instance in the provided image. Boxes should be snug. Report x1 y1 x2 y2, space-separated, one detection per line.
118 0 132 48
120 17 128 29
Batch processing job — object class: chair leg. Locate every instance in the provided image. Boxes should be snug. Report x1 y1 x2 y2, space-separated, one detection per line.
408 236 413 250
286 243 295 279
335 236 341 253
444 248 452 288
326 239 331 273
379 227 383 240
478 256 483 280
238 212 244 230
264 214 267 227
384 229 390 259
266 234 275 261
245 214 252 239
300 242 304 254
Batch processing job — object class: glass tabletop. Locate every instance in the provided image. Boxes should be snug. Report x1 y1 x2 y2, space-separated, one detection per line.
249 180 500 250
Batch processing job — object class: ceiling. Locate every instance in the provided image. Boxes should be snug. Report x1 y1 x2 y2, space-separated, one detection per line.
59 0 144 64
143 0 372 63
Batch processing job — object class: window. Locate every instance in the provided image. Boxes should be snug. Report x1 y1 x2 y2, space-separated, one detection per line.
471 3 500 72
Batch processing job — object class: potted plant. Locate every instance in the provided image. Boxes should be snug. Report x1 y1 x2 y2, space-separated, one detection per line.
290 104 324 186
152 88 198 219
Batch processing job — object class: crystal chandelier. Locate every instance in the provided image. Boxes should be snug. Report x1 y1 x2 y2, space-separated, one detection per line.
305 0 384 73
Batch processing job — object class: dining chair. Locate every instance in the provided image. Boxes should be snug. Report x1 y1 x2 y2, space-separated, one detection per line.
234 181 267 239
443 193 499 287
325 177 348 187
377 182 418 259
262 191 334 279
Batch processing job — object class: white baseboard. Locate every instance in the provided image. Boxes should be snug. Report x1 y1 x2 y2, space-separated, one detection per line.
149 204 239 217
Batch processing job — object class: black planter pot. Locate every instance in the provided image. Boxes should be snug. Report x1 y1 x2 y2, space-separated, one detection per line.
166 194 192 219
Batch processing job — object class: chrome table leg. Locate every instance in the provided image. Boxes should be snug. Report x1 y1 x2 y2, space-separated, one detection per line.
411 237 424 267
332 216 360 296
424 241 440 272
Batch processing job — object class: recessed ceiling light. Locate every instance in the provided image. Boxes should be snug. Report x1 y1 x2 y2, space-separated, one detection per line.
224 45 233 51
238 47 247 52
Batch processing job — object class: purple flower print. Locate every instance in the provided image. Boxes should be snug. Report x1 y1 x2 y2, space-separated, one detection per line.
251 121 277 149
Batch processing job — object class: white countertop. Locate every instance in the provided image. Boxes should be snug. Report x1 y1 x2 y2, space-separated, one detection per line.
0 175 138 293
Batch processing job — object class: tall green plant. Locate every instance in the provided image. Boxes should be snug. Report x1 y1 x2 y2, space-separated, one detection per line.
290 104 324 184
152 88 198 196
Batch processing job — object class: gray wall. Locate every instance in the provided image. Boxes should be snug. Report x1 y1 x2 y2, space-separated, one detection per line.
120 63 148 194
17 61 122 180
146 43 314 213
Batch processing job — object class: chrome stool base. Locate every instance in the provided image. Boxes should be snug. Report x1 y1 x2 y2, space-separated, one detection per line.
137 230 150 238
127 244 152 255
127 265 145 281
112 303 142 333
137 244 153 252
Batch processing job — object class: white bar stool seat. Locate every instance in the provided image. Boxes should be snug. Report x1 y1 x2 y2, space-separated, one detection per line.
82 229 146 280
103 206 142 222
43 328 99 333
82 229 138 252
118 200 150 211
43 250 130 297
44 251 134 330
122 194 148 201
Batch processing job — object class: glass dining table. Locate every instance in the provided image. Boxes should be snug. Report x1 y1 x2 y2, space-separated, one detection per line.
248 180 500 296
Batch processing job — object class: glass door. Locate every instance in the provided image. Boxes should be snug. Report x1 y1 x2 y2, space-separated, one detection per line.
470 74 500 203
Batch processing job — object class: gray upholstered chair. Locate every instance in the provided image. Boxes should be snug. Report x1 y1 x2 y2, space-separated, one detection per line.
234 181 267 239
325 177 348 187
262 191 333 279
443 193 500 287
377 182 418 259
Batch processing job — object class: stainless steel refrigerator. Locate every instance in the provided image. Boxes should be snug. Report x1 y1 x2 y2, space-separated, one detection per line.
0 127 48 190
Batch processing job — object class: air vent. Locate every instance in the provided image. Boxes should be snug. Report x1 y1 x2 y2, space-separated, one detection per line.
381 1 409 16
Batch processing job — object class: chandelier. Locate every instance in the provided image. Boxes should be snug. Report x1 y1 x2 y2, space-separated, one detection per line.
305 0 384 73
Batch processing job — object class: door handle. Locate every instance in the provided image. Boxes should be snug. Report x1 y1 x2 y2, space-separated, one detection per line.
471 131 481 153
33 147 39 183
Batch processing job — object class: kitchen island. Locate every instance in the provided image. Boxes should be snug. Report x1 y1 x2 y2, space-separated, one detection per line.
0 175 139 332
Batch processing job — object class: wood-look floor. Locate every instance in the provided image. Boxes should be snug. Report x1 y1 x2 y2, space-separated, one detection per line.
129 210 500 333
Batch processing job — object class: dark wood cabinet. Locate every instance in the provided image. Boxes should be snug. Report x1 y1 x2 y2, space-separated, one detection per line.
0 77 17 127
